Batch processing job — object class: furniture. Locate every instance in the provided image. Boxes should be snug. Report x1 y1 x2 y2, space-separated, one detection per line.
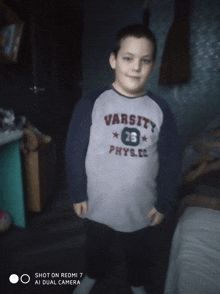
0 129 26 227
21 124 56 212
164 205 220 294
165 116 220 293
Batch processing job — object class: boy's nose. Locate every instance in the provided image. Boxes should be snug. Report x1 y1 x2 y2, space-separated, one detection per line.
132 60 141 72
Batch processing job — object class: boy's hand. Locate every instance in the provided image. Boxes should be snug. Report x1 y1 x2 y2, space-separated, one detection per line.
73 201 88 218
147 207 164 226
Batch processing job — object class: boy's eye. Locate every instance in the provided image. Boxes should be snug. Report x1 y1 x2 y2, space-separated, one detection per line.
123 57 132 61
142 59 151 64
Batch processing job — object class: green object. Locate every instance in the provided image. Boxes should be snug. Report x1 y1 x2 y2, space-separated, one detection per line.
0 140 26 228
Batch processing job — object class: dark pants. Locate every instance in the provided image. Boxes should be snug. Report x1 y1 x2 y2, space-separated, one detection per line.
85 219 160 287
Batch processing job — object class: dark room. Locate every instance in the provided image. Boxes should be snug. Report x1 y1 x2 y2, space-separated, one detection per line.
1 0 220 293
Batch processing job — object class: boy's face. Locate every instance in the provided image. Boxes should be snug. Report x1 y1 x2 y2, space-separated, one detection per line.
109 36 155 97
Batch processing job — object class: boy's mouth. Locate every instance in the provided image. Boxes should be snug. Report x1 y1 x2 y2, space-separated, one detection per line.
127 75 140 79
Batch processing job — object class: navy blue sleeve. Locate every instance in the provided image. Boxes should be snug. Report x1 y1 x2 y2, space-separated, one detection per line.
65 89 105 203
148 92 181 215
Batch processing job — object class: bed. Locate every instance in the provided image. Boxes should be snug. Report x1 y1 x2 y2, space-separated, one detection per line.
164 205 220 294
164 115 220 294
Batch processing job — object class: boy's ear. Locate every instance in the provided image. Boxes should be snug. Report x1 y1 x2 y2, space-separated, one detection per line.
109 52 116 69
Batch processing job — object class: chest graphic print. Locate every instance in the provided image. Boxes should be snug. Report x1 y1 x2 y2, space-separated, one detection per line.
104 113 157 158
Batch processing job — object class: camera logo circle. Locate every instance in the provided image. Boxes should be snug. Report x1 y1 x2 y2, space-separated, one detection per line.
9 274 30 284
20 274 30 284
9 274 19 284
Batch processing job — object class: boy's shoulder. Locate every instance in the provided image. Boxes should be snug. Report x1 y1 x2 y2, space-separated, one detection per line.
74 87 110 113
78 88 173 116
82 87 110 102
146 90 171 111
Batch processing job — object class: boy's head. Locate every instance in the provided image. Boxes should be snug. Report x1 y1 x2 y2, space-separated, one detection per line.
109 24 157 97
112 24 157 61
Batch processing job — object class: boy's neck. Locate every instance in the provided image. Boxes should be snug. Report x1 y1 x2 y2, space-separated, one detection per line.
111 83 146 98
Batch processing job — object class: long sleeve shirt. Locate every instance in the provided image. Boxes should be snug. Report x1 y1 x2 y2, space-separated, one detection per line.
65 86 181 232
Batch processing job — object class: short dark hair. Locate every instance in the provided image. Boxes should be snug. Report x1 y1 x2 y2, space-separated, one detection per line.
112 24 157 61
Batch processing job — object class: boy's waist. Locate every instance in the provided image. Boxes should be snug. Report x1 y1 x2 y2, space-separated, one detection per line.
84 189 156 232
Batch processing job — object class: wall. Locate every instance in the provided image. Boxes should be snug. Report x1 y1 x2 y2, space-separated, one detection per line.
0 0 83 143
83 0 220 148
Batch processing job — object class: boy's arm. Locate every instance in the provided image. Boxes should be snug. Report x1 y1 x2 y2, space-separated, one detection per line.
147 207 164 226
74 201 88 218
65 89 105 205
65 96 92 204
154 103 181 216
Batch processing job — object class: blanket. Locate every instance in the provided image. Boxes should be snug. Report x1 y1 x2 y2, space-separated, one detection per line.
164 207 220 294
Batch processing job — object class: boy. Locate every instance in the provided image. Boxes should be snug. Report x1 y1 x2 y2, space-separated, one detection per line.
65 24 180 294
